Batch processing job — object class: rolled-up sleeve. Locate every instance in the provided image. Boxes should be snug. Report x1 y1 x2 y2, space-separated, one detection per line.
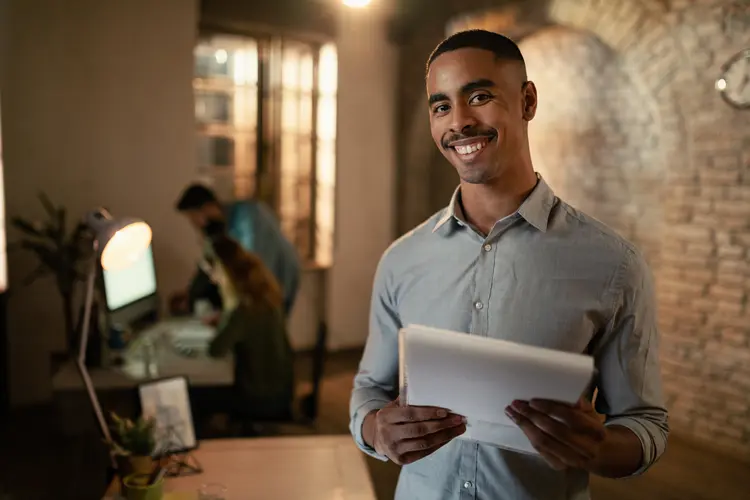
349 255 402 461
594 248 669 475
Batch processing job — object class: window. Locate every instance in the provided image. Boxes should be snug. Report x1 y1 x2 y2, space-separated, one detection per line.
194 34 337 267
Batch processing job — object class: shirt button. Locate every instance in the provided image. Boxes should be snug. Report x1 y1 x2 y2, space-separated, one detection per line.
474 301 483 310
483 244 492 252
464 481 473 489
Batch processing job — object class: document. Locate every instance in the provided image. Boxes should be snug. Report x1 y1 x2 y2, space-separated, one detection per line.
399 324 595 455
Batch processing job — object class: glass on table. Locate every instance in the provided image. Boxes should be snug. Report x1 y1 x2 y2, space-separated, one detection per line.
199 482 227 500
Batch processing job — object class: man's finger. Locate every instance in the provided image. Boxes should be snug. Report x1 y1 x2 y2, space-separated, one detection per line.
506 407 589 469
380 405 453 424
393 422 466 456
510 402 595 459
527 400 605 441
398 414 466 440
399 439 452 465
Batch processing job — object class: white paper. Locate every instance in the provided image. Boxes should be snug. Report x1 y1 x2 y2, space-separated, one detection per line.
399 324 595 455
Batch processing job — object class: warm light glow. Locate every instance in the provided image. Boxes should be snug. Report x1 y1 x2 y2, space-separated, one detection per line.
315 43 338 267
215 49 228 64
100 222 152 272
343 0 371 7
233 42 258 86
716 78 727 91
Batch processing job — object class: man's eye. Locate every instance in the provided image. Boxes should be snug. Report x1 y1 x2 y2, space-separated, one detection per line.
469 93 492 104
433 104 450 114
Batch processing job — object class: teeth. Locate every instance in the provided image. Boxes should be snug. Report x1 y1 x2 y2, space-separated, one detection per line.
455 142 485 155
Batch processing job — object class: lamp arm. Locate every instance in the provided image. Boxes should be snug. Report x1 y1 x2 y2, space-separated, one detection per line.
75 240 114 446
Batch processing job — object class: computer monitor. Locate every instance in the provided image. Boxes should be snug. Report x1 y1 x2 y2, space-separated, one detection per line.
101 243 160 326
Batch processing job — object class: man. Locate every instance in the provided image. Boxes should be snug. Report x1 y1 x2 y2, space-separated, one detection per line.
171 183 300 317
349 30 668 500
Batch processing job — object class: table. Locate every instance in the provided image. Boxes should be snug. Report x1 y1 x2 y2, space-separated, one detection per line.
52 319 233 436
103 435 377 500
53 319 234 391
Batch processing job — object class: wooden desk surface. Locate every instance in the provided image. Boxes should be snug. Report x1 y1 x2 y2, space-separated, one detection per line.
104 435 376 500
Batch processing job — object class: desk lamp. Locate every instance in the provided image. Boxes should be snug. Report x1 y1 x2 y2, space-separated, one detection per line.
76 208 152 445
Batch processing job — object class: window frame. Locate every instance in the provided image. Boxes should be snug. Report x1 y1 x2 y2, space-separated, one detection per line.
194 25 336 268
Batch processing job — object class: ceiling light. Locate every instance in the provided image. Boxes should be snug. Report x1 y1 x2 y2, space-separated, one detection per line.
343 0 371 7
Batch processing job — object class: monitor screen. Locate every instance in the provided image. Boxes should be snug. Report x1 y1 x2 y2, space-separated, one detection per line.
102 244 157 311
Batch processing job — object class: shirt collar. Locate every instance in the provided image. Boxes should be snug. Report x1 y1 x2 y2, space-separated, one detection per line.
432 173 556 235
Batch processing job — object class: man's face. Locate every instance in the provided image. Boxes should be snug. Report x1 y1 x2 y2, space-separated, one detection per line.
184 202 223 232
426 48 537 185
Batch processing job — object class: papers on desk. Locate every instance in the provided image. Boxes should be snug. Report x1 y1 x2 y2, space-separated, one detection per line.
398 325 595 455
166 319 216 351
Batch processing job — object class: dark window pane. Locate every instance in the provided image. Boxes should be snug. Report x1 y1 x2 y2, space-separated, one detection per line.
197 135 235 168
195 91 232 124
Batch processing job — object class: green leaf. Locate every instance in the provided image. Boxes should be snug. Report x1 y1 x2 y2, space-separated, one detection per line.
57 208 67 243
20 240 60 270
10 217 44 238
38 192 57 220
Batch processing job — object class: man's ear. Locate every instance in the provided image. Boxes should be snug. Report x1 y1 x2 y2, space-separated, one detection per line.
522 81 538 121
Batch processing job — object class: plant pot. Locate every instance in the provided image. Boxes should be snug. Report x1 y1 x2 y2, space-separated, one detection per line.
122 473 164 500
129 455 154 476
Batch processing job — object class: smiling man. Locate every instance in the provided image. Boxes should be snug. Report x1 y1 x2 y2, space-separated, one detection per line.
349 30 669 500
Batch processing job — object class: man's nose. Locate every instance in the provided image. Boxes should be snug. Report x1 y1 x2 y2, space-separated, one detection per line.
449 104 478 133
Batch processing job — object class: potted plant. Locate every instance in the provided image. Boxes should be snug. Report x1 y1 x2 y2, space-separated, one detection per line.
107 411 157 477
9 193 92 353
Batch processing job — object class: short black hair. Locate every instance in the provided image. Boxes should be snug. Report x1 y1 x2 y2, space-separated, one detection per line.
426 29 525 77
175 183 218 211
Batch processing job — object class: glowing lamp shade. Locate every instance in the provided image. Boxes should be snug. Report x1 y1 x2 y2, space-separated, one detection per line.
343 0 371 7
76 209 153 453
100 221 152 271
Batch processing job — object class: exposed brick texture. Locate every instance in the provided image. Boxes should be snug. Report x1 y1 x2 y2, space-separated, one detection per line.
397 0 750 462
521 26 664 266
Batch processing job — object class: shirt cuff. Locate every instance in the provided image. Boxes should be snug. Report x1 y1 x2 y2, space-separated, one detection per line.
605 416 665 476
350 398 390 461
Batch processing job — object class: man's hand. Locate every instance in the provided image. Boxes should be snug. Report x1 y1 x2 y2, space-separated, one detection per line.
505 397 607 471
202 312 221 327
364 398 466 465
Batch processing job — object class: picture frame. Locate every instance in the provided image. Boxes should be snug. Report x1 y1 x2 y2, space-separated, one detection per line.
137 375 198 457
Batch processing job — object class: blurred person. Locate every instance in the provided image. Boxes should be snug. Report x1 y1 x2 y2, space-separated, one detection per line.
349 29 668 500
205 234 294 421
170 184 300 318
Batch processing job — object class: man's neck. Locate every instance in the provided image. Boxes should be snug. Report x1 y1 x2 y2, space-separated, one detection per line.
459 167 538 236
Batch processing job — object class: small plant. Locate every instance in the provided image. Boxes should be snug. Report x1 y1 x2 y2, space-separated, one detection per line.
108 412 157 457
10 192 92 352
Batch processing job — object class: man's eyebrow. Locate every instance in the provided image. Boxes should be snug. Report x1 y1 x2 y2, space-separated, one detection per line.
428 92 448 106
427 79 498 106
461 79 496 93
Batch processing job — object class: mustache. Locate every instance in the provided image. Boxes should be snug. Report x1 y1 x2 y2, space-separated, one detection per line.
441 128 496 148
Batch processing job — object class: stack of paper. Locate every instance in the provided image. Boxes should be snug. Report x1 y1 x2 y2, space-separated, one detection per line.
399 325 595 455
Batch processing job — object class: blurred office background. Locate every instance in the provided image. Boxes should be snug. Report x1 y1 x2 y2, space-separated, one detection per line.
0 0 749 498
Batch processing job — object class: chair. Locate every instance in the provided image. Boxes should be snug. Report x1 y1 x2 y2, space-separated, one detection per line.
299 320 328 422
229 320 328 436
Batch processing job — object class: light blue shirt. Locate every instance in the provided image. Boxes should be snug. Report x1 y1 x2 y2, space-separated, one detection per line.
225 200 300 314
349 176 668 500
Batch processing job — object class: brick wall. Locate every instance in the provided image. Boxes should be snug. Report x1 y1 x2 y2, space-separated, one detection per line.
397 0 750 461
521 26 664 266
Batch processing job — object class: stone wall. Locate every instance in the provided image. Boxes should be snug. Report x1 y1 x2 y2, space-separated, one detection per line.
397 0 750 461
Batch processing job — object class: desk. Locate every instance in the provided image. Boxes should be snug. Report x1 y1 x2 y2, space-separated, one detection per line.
52 319 233 436
52 319 233 391
103 435 377 500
